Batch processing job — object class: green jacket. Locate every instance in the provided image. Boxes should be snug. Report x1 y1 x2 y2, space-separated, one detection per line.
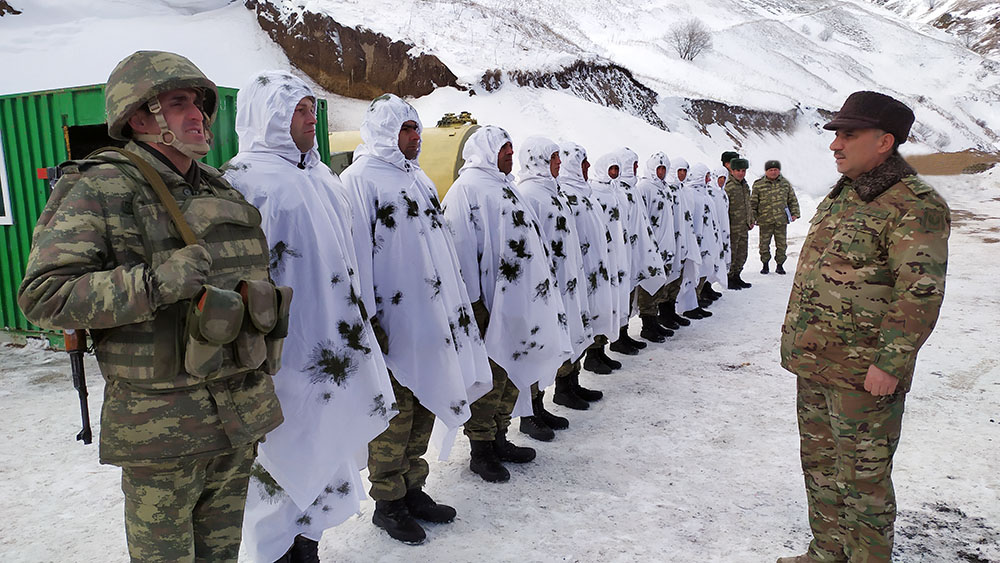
780 155 950 393
724 176 753 232
751 174 800 225
18 142 283 466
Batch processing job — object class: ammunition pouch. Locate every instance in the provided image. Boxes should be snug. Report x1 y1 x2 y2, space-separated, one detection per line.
233 279 275 371
263 285 293 375
184 285 245 378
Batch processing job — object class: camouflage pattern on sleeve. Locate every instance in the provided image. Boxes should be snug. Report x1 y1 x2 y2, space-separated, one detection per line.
725 176 753 231
780 156 950 392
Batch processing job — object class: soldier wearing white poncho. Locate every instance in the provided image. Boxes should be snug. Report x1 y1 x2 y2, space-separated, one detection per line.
442 126 571 481
554 142 620 402
340 94 492 544
515 136 604 430
635 152 682 342
583 152 633 373
224 71 396 562
607 148 667 353
678 163 722 319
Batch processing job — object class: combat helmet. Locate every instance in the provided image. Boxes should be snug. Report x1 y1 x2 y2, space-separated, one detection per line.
105 50 218 160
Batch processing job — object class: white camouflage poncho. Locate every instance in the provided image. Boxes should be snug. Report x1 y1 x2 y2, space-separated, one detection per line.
710 166 733 275
635 152 680 284
614 148 667 299
557 142 619 340
224 71 396 561
442 126 571 410
588 152 631 324
515 136 593 357
340 94 492 431
678 163 724 310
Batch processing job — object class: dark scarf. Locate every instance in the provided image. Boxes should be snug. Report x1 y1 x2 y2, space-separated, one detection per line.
831 153 916 203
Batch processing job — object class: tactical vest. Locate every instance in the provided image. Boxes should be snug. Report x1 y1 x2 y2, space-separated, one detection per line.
88 153 288 392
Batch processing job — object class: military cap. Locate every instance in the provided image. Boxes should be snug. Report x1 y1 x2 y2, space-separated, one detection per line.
765 160 781 170
823 91 914 145
721 151 740 165
730 158 749 170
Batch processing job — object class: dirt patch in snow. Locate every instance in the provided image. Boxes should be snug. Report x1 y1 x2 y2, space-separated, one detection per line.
246 0 462 100
0 1 20 16
896 502 1000 562
906 150 1000 176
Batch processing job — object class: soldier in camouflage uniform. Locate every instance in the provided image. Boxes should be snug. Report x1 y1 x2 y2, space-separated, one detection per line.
778 91 950 563
17 51 285 562
725 157 754 289
751 160 800 274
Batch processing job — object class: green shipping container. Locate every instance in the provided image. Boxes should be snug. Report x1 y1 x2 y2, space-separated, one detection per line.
0 83 330 336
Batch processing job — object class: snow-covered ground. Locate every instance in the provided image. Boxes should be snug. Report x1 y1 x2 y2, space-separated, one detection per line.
1 1 998 561
2 170 998 562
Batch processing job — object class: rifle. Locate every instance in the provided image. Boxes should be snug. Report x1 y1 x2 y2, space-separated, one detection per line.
64 329 92 445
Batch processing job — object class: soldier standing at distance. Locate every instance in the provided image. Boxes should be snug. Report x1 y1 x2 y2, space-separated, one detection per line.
725 157 754 289
751 160 800 274
778 91 950 563
18 51 286 561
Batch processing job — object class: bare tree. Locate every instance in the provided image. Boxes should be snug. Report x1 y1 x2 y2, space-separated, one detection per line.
818 26 834 41
669 18 713 61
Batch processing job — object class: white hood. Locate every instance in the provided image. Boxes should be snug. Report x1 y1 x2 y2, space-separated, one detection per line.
643 152 671 182
234 70 320 169
635 152 679 282
558 141 590 191
458 125 510 182
591 151 621 184
617 147 639 186
353 93 423 171
517 135 560 184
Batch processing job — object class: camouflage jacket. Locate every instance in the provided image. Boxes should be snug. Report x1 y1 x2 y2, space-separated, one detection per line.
750 174 800 225
18 142 283 465
780 154 950 393
724 176 753 231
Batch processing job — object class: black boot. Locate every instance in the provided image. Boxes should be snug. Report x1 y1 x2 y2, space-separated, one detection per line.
683 307 712 319
373 498 426 544
404 488 456 523
593 347 622 370
571 369 603 402
776 263 786 275
700 284 720 302
761 262 769 274
660 302 689 327
727 275 743 290
609 337 640 355
494 429 536 463
583 349 612 374
519 415 554 441
639 315 666 342
274 535 320 563
620 325 647 349
534 390 569 430
553 375 589 410
470 439 510 482
737 275 752 288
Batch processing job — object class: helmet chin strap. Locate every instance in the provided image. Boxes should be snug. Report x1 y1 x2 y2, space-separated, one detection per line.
133 97 213 161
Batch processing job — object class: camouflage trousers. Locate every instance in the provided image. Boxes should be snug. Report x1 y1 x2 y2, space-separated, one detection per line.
797 376 906 563
665 277 682 303
121 445 256 562
367 374 435 501
729 229 749 277
464 359 520 441
636 284 670 316
759 223 788 265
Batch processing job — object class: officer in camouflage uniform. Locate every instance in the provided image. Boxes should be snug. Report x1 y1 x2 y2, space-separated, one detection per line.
778 91 950 563
725 157 754 289
751 160 800 274
18 51 285 562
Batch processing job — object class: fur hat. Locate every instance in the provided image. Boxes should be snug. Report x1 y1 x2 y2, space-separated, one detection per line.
721 151 740 165
765 160 781 170
730 158 749 170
